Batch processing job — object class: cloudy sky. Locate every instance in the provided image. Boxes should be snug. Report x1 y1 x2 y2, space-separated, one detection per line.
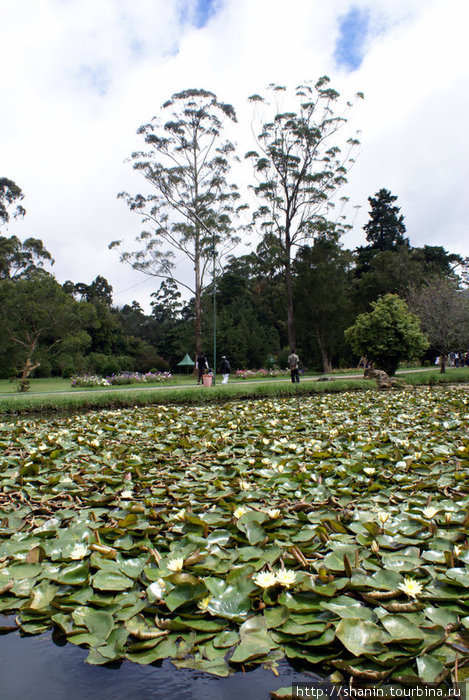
1 0 468 310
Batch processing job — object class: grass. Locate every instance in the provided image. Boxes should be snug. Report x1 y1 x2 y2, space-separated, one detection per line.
1 367 467 415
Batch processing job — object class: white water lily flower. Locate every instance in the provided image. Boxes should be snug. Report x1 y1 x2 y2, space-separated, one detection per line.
233 506 248 519
239 480 252 490
276 569 297 588
363 467 375 476
167 557 184 573
398 577 424 598
60 475 74 484
395 460 406 469
175 509 186 521
253 570 278 588
267 508 280 519
120 490 133 499
422 506 439 519
454 545 462 558
70 543 88 560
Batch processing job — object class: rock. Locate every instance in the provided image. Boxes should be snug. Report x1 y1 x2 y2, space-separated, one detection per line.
364 368 394 389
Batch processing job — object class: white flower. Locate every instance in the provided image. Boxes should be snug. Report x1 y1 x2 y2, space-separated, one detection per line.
453 545 462 558
422 506 439 520
167 557 184 573
276 569 297 588
239 479 252 490
398 577 424 598
396 460 407 469
363 467 375 476
70 543 88 560
233 506 247 519
120 490 133 500
253 570 278 588
60 475 74 484
267 508 281 519
174 509 186 521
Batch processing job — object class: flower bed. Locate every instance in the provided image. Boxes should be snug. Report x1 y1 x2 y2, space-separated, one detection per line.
104 371 172 385
71 371 172 387
236 368 288 379
71 374 110 387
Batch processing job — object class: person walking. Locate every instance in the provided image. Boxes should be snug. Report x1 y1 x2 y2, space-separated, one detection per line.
196 352 208 384
288 349 300 383
219 355 231 385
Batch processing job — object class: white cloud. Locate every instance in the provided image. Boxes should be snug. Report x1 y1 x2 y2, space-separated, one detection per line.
1 0 468 311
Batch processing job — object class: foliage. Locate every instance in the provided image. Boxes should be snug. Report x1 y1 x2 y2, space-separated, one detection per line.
0 177 26 226
113 88 244 355
0 388 468 686
0 235 54 280
344 294 429 375
409 278 469 372
293 234 354 372
0 274 95 385
246 77 362 350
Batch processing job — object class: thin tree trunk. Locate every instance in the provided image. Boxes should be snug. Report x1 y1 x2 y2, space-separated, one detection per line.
440 355 446 374
285 238 296 351
318 338 332 374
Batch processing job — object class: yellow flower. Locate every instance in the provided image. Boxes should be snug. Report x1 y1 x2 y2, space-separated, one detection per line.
253 570 278 588
422 506 438 520
276 569 297 588
267 508 280 519
233 506 247 519
167 557 184 573
197 595 212 611
175 509 186 521
454 545 462 558
398 577 424 598
377 512 389 525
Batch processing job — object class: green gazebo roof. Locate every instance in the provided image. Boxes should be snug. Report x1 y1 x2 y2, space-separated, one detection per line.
177 353 195 367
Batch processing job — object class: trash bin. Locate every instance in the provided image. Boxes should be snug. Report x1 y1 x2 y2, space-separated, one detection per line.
202 374 213 387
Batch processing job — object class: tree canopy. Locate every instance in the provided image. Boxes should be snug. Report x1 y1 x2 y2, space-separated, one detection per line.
344 294 429 375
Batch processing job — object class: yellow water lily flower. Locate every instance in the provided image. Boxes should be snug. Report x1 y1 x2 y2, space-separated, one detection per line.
267 508 280 519
377 512 389 525
233 506 248 519
167 557 184 573
276 569 297 588
197 595 212 611
253 570 278 588
398 577 424 598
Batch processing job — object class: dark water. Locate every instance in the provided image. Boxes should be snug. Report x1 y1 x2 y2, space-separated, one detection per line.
0 625 319 700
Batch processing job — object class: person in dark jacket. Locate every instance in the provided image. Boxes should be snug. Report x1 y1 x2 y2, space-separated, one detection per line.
219 355 231 384
196 352 208 384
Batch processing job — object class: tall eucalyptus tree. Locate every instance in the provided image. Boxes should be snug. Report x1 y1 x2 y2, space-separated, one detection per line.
112 89 244 356
246 77 362 351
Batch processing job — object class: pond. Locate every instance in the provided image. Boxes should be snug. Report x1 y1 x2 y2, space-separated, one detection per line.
0 617 318 700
